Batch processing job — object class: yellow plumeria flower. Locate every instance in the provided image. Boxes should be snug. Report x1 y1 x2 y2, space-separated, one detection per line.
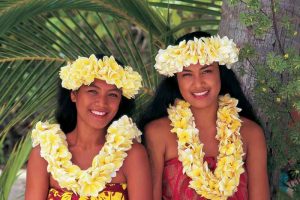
60 55 142 99
155 35 239 76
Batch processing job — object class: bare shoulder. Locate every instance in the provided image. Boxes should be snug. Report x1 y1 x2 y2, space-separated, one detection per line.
123 142 150 173
123 143 152 199
144 117 171 139
240 119 270 198
240 117 265 140
240 117 267 152
126 143 148 161
28 145 45 163
26 145 49 199
143 117 172 154
27 145 48 174
30 145 41 156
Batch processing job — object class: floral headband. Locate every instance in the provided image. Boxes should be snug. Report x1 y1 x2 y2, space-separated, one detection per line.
154 35 239 77
59 54 142 99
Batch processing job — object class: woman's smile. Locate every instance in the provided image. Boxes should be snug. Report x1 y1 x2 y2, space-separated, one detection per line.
90 110 108 117
192 90 209 99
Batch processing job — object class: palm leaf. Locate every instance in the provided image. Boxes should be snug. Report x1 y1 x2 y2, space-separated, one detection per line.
0 59 63 141
149 2 221 16
0 134 32 200
162 19 220 36
0 0 167 40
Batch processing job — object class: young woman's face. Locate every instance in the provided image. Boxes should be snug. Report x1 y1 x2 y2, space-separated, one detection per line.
176 62 221 109
71 79 122 130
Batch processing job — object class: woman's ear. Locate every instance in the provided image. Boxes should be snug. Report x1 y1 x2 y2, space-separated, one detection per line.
70 91 77 103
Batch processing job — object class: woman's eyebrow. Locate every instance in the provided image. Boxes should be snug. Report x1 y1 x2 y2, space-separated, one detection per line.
108 88 121 92
89 82 98 88
200 65 211 70
89 84 121 93
182 69 192 72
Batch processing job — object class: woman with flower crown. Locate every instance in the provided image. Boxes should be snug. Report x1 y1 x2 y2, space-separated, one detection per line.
25 54 152 200
139 31 269 200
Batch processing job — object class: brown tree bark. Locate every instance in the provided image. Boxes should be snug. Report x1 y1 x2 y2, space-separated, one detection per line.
218 0 300 198
219 0 299 99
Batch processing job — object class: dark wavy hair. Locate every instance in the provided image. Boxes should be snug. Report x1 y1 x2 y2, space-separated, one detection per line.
138 31 259 132
55 54 135 133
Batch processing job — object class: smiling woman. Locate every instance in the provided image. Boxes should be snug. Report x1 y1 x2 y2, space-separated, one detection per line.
139 31 269 200
176 62 221 110
25 54 152 200
71 79 123 134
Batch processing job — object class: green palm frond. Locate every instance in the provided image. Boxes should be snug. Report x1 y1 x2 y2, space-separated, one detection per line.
0 58 63 141
0 134 32 200
0 0 167 40
163 19 220 36
149 2 221 16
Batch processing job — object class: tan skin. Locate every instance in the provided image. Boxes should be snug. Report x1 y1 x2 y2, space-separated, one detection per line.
26 79 152 200
145 63 269 200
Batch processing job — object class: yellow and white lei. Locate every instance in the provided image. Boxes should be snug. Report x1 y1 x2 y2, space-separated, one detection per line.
60 54 142 99
168 94 245 199
155 35 239 77
31 115 142 197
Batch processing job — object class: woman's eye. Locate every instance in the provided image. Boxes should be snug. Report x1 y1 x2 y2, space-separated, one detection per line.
202 69 212 74
88 90 97 94
182 73 192 77
109 93 119 98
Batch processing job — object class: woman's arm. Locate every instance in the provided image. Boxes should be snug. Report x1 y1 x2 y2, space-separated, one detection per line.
243 119 270 199
124 143 152 200
144 121 166 200
25 146 49 200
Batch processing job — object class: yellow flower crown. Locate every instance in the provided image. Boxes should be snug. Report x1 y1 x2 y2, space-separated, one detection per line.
60 54 142 99
154 35 239 77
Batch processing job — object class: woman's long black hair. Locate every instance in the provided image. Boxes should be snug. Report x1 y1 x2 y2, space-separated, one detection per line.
55 54 135 133
138 31 259 132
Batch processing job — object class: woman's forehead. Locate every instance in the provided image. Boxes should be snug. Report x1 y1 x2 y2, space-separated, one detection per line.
87 79 120 91
181 62 218 72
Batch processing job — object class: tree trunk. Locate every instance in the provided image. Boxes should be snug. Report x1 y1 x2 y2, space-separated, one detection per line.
219 0 299 98
219 0 300 198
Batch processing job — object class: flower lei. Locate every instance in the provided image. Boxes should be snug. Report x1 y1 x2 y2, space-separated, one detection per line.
154 35 239 77
60 54 142 99
31 115 142 197
167 94 245 199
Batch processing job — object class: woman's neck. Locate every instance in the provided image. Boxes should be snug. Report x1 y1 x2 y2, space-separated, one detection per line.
70 121 106 148
190 101 218 131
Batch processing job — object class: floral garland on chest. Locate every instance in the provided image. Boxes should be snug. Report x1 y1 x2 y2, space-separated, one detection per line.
167 94 245 199
31 115 141 197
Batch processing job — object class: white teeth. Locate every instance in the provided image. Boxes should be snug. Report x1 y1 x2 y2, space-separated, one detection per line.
91 110 106 116
193 91 208 96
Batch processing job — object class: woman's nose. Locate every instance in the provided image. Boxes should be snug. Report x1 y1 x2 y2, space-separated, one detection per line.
94 94 108 107
192 74 204 88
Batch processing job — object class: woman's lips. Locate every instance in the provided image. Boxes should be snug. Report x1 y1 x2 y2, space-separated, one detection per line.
90 110 107 117
192 90 209 98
